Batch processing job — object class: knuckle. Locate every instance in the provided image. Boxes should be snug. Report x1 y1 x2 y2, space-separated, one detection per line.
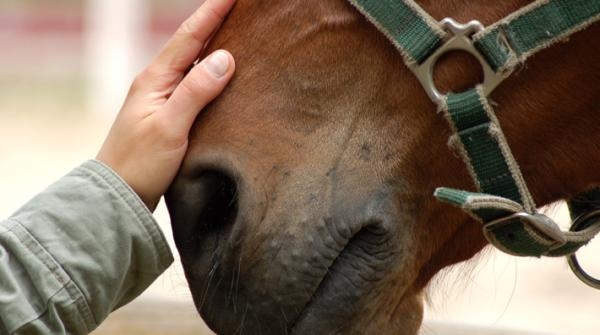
200 5 225 22
129 75 147 93
131 67 155 91
180 72 216 98
176 5 224 43
177 18 195 36
130 73 146 92
177 17 204 43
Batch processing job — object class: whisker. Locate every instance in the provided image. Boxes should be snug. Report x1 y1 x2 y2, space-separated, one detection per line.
199 255 220 310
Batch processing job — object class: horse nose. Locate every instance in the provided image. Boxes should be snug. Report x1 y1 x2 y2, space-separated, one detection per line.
167 166 288 334
166 169 240 264
167 164 404 334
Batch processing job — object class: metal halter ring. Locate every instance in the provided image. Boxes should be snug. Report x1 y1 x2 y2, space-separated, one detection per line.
408 18 512 106
567 210 600 289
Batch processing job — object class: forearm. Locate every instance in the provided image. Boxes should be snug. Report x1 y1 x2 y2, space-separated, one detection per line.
0 160 173 334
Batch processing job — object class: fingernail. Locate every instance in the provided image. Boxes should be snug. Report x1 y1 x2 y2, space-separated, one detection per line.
203 50 230 78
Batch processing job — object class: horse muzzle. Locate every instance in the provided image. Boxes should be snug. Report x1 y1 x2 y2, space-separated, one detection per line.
166 157 419 335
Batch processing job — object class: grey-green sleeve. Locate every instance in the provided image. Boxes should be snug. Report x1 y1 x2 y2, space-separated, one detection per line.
0 160 174 334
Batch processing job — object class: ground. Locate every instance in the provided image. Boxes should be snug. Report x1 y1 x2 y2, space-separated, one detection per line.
92 299 556 335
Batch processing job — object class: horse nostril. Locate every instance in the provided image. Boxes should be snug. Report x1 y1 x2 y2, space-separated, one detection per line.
166 169 239 257
194 170 238 237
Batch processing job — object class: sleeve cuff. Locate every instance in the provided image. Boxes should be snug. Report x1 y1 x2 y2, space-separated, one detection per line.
81 159 173 268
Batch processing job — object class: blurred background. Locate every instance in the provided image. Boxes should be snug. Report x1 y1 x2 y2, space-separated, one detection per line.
1 1 599 334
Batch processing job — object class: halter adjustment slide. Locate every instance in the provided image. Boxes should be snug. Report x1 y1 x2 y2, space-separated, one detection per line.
485 212 567 249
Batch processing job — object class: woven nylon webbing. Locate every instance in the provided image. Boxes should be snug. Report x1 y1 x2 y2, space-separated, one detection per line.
435 88 577 257
434 187 593 257
348 0 600 257
346 0 444 64
474 0 600 72
350 0 600 72
443 88 534 209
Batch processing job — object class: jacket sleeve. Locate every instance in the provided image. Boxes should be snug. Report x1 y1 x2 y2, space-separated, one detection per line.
0 160 174 334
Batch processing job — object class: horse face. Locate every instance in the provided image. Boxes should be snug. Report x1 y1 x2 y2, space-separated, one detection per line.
166 0 600 334
167 2 466 333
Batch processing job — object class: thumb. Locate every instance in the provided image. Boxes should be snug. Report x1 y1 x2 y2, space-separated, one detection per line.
158 50 235 133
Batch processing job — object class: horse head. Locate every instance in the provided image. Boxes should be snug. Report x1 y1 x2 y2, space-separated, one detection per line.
166 0 600 333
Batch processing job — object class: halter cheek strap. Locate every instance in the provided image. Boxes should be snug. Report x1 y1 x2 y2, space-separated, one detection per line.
347 0 600 270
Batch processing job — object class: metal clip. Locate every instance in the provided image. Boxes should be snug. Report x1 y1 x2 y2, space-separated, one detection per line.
408 18 512 106
484 212 567 246
567 210 600 289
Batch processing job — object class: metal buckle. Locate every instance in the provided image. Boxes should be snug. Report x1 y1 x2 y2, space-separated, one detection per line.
408 18 512 106
567 210 600 289
484 212 567 246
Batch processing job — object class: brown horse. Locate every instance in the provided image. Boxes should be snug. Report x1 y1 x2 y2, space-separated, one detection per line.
165 0 600 334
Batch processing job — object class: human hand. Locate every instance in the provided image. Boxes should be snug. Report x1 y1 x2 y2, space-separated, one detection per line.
96 0 236 211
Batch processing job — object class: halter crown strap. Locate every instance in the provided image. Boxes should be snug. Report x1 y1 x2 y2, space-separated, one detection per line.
348 0 600 73
345 0 445 65
347 0 600 258
474 0 600 73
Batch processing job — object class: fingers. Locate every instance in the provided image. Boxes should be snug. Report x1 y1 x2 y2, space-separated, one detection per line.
157 49 235 133
151 0 236 76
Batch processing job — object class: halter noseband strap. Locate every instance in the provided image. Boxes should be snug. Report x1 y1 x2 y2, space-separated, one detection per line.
347 0 600 286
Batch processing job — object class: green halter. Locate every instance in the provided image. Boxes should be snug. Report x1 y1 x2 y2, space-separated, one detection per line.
347 0 600 286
